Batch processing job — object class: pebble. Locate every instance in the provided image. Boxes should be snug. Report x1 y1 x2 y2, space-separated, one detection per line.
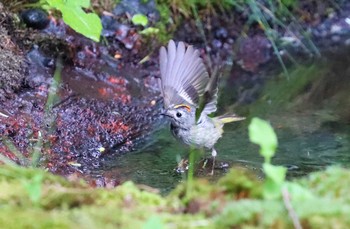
21 9 49 30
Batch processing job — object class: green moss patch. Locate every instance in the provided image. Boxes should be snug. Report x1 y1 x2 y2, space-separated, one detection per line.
0 165 349 228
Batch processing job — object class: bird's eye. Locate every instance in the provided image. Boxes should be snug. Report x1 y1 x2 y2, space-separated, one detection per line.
176 112 182 118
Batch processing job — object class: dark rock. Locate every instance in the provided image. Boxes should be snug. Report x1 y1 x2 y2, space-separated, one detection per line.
112 0 160 22
236 35 272 72
215 28 228 39
21 9 50 30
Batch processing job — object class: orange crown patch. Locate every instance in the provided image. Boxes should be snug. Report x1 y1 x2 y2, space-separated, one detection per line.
174 104 191 112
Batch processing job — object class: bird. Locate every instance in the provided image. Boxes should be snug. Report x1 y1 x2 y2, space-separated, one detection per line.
158 40 245 175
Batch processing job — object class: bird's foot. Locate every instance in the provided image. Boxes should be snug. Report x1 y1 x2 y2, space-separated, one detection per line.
174 158 188 173
209 157 215 176
210 148 217 176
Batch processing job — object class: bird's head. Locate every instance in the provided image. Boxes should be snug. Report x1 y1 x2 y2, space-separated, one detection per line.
162 104 195 129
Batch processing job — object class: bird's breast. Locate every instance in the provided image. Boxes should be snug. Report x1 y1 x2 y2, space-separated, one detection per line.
170 120 222 149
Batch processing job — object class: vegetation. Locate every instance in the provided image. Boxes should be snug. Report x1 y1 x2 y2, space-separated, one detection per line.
1 118 350 228
39 0 102 42
0 57 62 168
1 1 349 228
154 0 320 76
5 0 321 57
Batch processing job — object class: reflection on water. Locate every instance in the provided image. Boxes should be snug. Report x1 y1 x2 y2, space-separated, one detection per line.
96 50 350 193
97 116 350 193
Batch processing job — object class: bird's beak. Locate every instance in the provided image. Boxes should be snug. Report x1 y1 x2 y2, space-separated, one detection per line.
160 109 172 118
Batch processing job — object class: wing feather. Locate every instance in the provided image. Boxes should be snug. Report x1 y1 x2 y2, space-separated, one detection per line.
159 40 216 114
200 68 219 116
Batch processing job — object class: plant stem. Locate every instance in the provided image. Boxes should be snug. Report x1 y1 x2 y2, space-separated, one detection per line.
186 147 196 198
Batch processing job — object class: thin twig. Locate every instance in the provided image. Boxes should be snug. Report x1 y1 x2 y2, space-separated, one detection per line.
0 111 9 118
282 187 302 229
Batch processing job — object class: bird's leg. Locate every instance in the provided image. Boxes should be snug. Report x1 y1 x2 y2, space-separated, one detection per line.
175 158 189 173
210 148 217 176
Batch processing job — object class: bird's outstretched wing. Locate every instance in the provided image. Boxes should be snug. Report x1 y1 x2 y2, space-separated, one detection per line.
196 68 219 118
159 40 210 110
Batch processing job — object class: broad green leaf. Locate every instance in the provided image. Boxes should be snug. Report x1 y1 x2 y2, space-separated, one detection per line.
45 0 90 8
248 117 278 162
42 0 101 41
66 0 90 8
132 14 148 27
60 6 102 42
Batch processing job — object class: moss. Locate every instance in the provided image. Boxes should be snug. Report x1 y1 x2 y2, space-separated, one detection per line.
214 200 289 228
297 167 350 203
217 167 263 199
0 165 350 228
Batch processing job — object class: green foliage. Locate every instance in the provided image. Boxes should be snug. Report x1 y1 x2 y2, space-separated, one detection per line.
281 0 298 7
22 173 43 204
142 216 164 229
131 13 160 36
263 163 286 199
217 168 263 198
248 117 320 204
249 117 287 199
0 58 63 172
248 118 277 163
1 165 350 228
40 0 102 42
154 2 172 42
155 0 317 76
132 13 149 26
215 200 285 227
140 27 160 35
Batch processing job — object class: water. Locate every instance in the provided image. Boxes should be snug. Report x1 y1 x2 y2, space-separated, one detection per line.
96 54 350 193
98 112 350 193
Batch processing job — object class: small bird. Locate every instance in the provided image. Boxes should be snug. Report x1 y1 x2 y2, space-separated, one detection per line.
158 40 245 174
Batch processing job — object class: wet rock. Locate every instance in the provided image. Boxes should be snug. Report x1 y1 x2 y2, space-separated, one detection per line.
236 35 272 72
0 24 27 100
0 33 161 176
102 16 130 40
21 9 50 30
214 27 228 39
101 12 141 50
112 0 160 22
212 39 223 49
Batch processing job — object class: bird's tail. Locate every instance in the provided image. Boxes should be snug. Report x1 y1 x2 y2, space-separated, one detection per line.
216 113 245 124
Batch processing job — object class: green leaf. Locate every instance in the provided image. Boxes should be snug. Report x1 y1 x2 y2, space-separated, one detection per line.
140 27 159 35
248 117 278 162
22 173 44 204
263 178 282 199
66 0 90 8
262 163 286 199
132 14 148 27
45 0 90 8
42 0 102 42
60 6 102 42
284 182 315 201
263 163 286 184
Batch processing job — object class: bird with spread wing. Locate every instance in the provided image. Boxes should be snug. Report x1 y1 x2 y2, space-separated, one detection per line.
159 40 245 174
